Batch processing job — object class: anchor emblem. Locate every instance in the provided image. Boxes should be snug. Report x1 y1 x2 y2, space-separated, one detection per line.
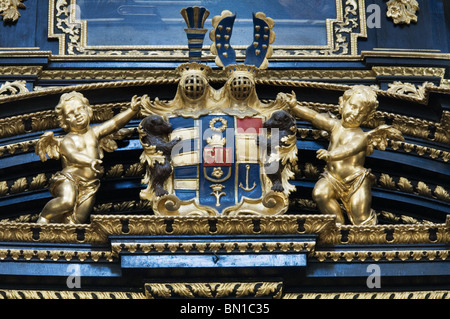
239 164 256 192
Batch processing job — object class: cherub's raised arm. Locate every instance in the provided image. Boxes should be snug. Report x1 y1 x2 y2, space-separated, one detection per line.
285 91 337 132
93 95 142 139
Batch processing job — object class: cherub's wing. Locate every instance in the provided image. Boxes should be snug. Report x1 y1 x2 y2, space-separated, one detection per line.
366 124 404 155
98 134 118 159
98 127 135 158
35 131 61 162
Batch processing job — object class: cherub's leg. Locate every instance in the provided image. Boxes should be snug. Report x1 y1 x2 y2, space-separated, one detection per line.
312 178 345 224
70 196 96 224
348 178 375 225
37 179 76 223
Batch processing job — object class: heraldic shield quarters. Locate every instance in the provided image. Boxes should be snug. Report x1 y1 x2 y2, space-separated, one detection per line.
138 7 299 217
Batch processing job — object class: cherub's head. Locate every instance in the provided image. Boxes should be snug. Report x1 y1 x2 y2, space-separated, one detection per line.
55 91 93 132
338 86 378 128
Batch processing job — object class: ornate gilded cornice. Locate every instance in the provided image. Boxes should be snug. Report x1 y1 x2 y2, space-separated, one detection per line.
0 287 448 300
0 215 448 246
284 290 449 299
36 66 450 83
312 249 448 262
0 66 42 76
0 289 145 299
319 217 450 245
113 241 315 256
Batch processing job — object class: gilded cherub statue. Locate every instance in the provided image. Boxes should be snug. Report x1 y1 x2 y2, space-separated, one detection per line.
287 85 404 225
35 91 141 224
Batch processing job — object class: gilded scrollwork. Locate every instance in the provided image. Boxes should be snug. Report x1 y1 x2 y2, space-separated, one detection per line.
386 0 419 25
0 80 28 95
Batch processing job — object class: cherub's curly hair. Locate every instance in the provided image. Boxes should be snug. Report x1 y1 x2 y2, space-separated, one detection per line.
338 85 378 122
55 91 92 131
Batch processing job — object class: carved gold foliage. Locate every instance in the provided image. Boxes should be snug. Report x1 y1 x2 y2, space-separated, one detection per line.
124 162 145 177
397 177 414 193
416 181 432 197
386 0 419 25
0 0 26 23
29 173 48 190
375 173 449 202
434 186 450 202
0 222 34 242
378 173 396 190
389 140 448 161
303 162 320 179
145 282 283 299
9 177 27 194
387 81 434 99
93 203 113 213
378 211 429 225
105 164 124 178
0 213 38 223
0 181 7 197
31 112 58 132
112 201 135 212
292 198 317 210
0 173 51 197
92 106 116 123
0 117 25 139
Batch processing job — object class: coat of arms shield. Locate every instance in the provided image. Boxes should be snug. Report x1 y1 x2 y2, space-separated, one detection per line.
137 8 298 217
138 64 298 216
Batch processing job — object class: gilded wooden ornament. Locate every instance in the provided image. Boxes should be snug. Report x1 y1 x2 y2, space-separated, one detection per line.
0 80 28 95
0 0 25 23
288 85 404 225
386 0 419 25
34 92 140 224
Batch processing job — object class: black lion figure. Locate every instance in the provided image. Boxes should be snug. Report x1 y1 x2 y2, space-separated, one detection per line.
261 110 297 192
140 115 181 197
